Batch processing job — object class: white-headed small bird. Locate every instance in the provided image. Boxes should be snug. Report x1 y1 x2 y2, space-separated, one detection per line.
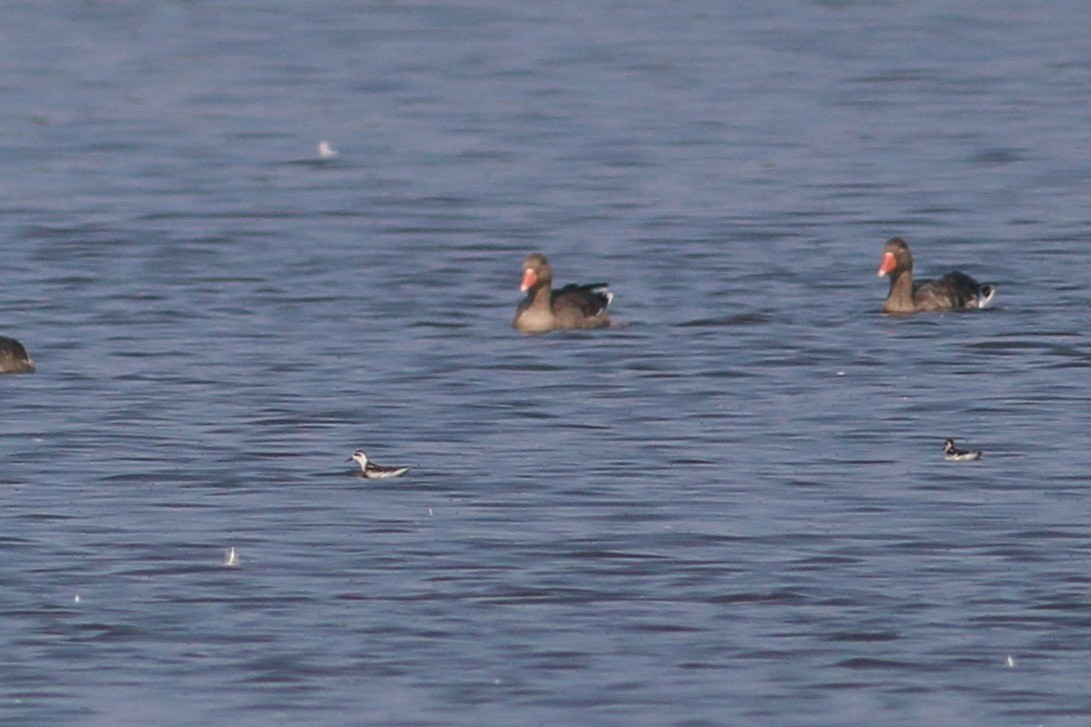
348 450 410 479
943 438 982 461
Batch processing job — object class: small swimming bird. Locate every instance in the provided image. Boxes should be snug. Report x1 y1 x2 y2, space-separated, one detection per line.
877 237 996 314
348 450 410 479
944 438 982 461
0 335 34 374
512 252 613 333
318 140 338 159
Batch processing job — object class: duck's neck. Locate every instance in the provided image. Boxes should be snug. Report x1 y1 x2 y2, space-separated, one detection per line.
884 270 915 313
528 283 552 310
514 283 557 333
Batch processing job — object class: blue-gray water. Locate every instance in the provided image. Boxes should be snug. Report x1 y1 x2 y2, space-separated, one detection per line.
2 2 1091 725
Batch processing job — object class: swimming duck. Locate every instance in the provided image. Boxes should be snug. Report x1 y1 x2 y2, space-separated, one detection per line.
513 252 612 333
348 450 410 479
877 237 996 314
943 438 982 461
0 336 34 374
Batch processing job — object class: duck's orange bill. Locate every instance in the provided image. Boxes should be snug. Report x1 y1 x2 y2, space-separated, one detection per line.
877 251 897 277
520 268 538 292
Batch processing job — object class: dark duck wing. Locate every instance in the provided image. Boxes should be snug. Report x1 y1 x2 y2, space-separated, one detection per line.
551 283 612 326
913 272 995 311
0 336 35 374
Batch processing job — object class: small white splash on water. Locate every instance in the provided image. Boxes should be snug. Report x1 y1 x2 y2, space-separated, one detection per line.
73 593 81 604
836 370 845 376
428 508 433 517
1005 655 1016 668
318 140 338 159
223 547 240 567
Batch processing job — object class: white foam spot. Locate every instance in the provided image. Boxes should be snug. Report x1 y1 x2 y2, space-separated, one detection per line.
223 547 240 567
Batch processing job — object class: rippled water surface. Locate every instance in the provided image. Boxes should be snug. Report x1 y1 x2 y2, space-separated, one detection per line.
3 2 1091 725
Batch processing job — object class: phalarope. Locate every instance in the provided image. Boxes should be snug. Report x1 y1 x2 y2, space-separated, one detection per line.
943 438 982 461
348 450 410 479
